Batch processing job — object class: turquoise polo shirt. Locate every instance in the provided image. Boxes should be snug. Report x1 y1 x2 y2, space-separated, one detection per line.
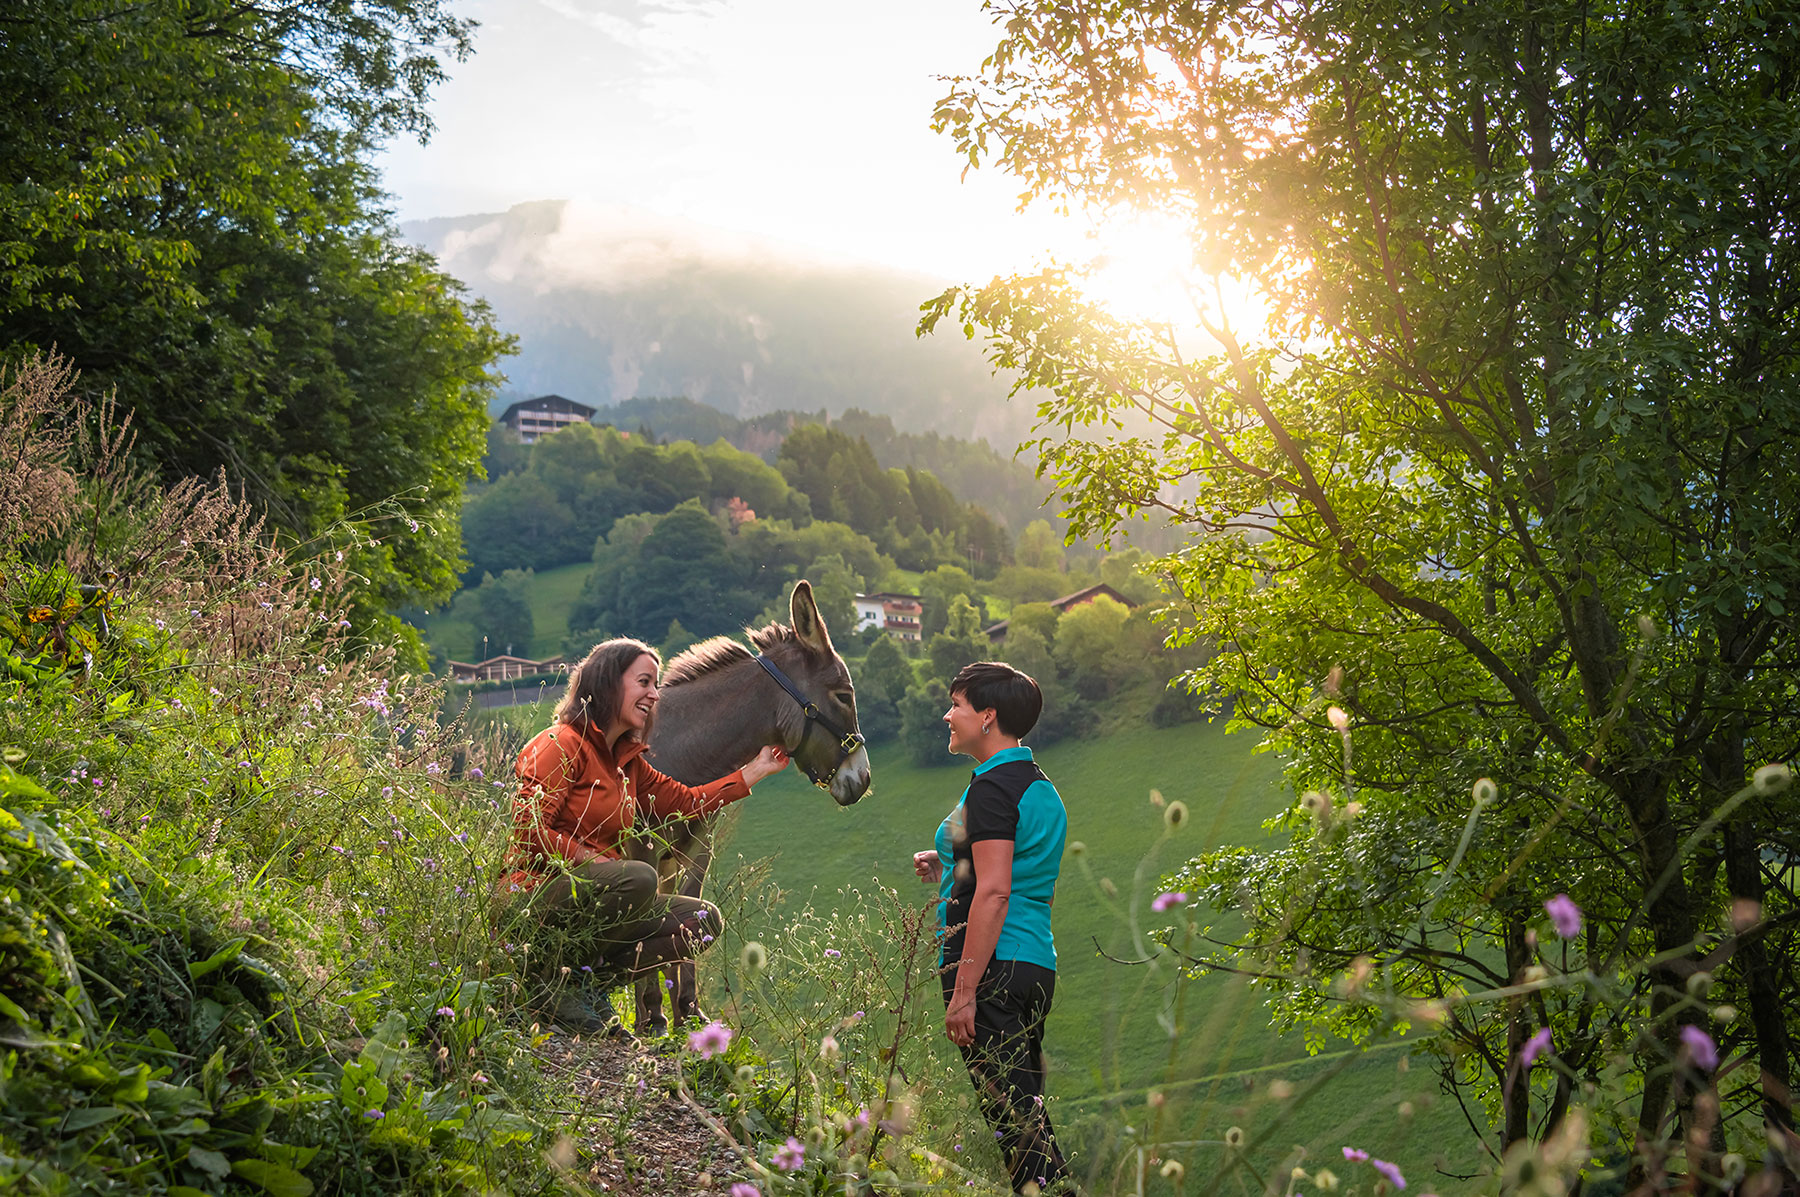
935 745 1068 971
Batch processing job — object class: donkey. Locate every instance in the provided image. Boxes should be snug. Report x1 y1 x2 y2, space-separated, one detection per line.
630 579 871 1034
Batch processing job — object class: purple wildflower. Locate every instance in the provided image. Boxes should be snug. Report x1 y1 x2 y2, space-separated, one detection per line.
1544 893 1582 939
772 1137 806 1171
436 1006 456 1018
1372 1158 1406 1189
1343 1147 1369 1162
730 1185 760 1197
467 767 484 780
1151 892 1189 913
1520 1027 1553 1068
1681 1024 1719 1070
687 1020 733 1059
364 1109 384 1120
824 948 842 957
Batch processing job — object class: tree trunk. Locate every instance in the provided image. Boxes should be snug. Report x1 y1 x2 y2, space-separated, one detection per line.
1625 770 1702 1190
1503 905 1533 1147
1725 815 1798 1183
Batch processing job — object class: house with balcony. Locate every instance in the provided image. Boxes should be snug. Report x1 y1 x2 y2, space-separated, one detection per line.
444 654 567 683
498 394 597 444
853 593 925 642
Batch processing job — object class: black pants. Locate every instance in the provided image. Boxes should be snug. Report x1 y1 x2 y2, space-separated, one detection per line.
943 959 1068 1195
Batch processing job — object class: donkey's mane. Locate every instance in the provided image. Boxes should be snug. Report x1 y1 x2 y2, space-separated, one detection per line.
661 622 800 689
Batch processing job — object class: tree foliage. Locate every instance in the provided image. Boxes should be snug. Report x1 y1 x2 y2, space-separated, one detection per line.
897 678 953 767
854 634 913 743
0 0 509 648
777 424 1013 575
931 0 1800 1171
467 569 534 659
928 593 992 682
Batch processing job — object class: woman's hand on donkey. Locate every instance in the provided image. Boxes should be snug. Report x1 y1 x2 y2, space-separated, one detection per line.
742 745 791 786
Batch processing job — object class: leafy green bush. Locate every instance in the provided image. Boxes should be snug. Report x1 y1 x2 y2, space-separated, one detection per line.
0 358 562 1194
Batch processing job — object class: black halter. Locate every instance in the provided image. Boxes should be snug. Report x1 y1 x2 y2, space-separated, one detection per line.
753 652 865 791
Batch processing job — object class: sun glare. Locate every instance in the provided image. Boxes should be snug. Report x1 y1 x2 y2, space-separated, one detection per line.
1063 213 1273 347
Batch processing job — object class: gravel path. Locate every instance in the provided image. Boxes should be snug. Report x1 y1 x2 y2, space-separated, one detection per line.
536 1029 746 1195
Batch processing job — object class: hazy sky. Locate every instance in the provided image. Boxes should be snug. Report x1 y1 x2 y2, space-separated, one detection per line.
376 0 1079 280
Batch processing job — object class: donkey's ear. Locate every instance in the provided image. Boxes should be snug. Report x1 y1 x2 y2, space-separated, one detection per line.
790 579 833 654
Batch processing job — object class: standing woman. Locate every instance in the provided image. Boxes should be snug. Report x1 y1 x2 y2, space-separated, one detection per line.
501 638 788 1032
913 661 1070 1195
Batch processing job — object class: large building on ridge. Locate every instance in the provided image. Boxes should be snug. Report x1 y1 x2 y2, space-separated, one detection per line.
498 394 597 444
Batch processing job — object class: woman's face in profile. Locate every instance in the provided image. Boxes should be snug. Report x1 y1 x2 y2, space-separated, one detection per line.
615 652 661 735
942 689 987 756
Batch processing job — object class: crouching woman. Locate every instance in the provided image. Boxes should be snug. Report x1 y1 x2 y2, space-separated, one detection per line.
498 638 787 1032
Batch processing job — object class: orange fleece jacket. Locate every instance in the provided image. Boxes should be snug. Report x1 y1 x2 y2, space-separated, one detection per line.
501 720 750 893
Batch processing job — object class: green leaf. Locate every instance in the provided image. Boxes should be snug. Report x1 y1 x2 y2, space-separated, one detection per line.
256 1141 320 1172
62 1105 127 1131
200 1046 226 1106
188 937 248 981
111 1062 149 1103
230 1158 314 1197
357 1010 408 1080
187 1146 231 1180
339 1059 387 1111
0 992 31 1025
460 1107 534 1146
0 768 53 805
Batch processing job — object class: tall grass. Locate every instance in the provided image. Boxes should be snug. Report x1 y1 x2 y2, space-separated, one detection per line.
0 355 567 1194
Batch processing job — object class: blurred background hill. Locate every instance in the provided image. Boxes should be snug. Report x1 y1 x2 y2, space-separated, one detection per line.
401 200 1034 448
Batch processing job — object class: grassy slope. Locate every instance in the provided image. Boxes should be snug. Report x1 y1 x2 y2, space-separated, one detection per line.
414 561 590 661
719 719 1475 1186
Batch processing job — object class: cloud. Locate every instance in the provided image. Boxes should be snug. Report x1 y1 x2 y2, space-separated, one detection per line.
427 200 872 293
534 0 724 72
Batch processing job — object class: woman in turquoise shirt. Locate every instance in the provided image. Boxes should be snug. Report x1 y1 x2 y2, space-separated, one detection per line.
913 661 1070 1195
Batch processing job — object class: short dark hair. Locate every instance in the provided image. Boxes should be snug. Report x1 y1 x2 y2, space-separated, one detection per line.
950 661 1043 739
556 638 660 739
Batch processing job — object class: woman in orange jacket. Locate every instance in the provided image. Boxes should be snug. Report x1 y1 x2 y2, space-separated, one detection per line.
502 637 788 1032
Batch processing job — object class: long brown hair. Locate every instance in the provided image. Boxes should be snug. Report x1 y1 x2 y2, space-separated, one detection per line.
555 638 661 739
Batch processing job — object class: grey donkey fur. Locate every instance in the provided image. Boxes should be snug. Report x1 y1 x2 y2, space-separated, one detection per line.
629 580 872 1034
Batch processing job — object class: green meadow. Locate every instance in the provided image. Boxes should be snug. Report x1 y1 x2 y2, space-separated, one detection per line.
717 719 1469 1184
415 561 590 661
489 683 1478 1186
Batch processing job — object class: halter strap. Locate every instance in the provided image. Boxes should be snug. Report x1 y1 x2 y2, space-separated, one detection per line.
752 652 865 790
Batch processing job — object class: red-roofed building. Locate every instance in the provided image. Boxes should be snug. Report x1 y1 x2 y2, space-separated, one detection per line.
853 593 924 642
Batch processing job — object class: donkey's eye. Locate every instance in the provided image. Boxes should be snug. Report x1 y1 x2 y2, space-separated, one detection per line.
833 690 854 706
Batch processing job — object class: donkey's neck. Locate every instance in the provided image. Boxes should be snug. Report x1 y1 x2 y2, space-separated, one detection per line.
647 658 778 786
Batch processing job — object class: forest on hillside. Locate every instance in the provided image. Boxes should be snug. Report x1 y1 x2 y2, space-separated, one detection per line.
439 412 1213 756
